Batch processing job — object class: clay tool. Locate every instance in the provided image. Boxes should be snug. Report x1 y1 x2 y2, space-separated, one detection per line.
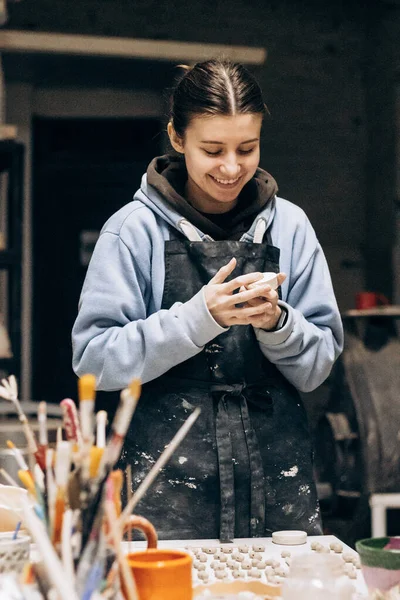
21 494 80 600
118 406 201 529
52 440 71 545
60 397 82 448
0 376 38 467
36 401 48 471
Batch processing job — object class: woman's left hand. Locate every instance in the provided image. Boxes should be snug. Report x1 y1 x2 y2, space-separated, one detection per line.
240 273 287 330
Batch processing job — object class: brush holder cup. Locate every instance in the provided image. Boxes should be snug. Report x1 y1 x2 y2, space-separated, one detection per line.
0 532 30 574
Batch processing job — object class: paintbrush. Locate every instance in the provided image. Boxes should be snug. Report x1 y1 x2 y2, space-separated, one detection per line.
6 440 35 491
118 406 201 529
61 508 75 587
89 410 107 478
78 374 97 500
109 469 123 517
105 478 138 600
1 376 38 468
45 448 56 532
60 397 82 449
99 379 141 476
36 401 48 471
52 441 71 545
78 374 97 446
125 464 133 542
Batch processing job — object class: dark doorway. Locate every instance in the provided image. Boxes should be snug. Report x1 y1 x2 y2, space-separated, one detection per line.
32 117 163 406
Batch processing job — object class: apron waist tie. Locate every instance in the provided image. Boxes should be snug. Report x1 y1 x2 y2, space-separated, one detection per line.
211 383 266 542
145 377 268 542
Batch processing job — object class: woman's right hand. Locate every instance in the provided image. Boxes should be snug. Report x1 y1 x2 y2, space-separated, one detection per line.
204 258 276 328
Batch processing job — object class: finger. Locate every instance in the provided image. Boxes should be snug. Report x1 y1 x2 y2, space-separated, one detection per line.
233 286 273 305
230 301 273 322
223 272 264 294
208 257 237 285
277 272 287 286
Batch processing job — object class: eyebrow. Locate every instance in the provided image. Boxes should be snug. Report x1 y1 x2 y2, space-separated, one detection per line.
200 138 259 144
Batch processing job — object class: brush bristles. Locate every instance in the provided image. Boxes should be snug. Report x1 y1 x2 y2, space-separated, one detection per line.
78 374 96 402
6 440 15 450
128 379 141 400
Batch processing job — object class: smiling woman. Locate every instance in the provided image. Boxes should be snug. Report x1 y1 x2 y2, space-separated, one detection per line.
168 113 262 214
72 59 343 542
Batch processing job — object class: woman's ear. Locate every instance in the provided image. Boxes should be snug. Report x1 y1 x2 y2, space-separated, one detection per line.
167 121 185 154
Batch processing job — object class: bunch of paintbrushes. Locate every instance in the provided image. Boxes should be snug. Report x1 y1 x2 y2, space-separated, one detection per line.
0 374 201 600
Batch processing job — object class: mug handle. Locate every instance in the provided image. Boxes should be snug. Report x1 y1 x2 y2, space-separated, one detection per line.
123 515 158 548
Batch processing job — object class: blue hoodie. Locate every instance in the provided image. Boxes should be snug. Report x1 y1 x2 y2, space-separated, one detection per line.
72 165 343 393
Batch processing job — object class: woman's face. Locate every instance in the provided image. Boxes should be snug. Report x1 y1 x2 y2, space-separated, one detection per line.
169 113 262 214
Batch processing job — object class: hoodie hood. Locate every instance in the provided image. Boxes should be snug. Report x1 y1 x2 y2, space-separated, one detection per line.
142 154 278 240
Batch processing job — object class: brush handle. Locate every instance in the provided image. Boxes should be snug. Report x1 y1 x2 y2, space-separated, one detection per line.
60 399 82 445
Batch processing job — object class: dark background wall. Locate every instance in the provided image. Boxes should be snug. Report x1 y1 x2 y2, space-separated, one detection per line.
5 0 400 300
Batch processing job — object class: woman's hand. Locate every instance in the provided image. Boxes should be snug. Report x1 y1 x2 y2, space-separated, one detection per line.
240 272 287 330
203 258 286 329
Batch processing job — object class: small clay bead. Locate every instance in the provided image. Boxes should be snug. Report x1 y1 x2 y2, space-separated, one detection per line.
252 543 265 552
198 553 208 562
342 552 355 563
249 568 262 578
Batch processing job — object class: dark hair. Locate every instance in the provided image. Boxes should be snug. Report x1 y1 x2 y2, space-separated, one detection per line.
170 59 269 137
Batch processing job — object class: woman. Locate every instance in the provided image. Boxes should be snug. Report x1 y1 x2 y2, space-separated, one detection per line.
72 59 343 541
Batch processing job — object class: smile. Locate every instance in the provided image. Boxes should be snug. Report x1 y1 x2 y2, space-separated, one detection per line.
210 175 241 186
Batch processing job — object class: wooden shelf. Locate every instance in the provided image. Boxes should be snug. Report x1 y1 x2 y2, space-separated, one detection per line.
342 305 400 318
0 30 267 65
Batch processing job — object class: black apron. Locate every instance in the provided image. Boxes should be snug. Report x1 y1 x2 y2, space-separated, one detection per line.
121 225 322 541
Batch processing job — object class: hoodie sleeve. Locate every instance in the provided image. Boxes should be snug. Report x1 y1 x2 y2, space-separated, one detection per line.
72 228 226 391
254 212 343 393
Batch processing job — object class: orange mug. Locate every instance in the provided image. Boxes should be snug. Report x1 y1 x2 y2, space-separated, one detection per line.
126 548 193 600
355 291 389 310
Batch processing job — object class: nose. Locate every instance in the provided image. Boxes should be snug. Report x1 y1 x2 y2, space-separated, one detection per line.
219 154 240 178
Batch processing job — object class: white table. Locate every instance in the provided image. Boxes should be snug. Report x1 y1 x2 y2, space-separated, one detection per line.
122 534 368 598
